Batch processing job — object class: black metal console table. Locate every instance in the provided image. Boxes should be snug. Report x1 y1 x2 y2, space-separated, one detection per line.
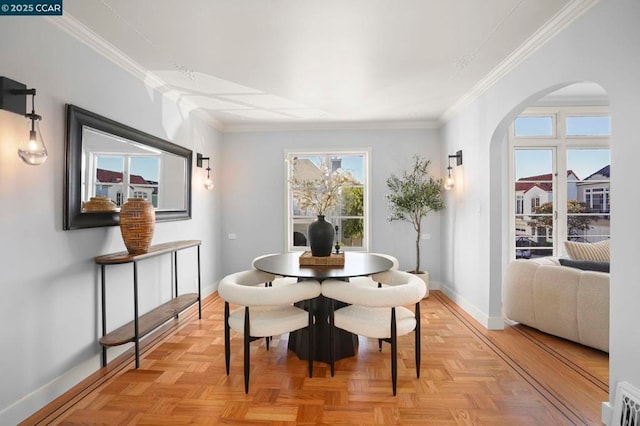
95 240 202 367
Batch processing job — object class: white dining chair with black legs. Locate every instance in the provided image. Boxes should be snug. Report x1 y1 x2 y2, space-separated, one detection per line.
218 269 321 393
251 254 299 350
321 270 426 395
348 253 401 352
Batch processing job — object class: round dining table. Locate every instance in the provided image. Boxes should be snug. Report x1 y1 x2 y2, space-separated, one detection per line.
253 251 394 280
253 252 394 363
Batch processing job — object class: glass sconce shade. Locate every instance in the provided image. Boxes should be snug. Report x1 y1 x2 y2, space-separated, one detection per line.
197 153 214 190
444 150 462 190
18 120 47 165
203 168 214 190
443 167 455 190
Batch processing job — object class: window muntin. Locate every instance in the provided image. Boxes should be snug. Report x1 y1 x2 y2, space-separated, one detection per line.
286 151 369 252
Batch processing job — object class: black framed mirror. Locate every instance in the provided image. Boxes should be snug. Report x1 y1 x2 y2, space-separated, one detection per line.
64 104 192 230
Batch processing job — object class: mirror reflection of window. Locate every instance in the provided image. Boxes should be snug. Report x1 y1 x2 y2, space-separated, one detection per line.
92 155 160 208
129 156 160 208
94 156 124 206
81 126 188 212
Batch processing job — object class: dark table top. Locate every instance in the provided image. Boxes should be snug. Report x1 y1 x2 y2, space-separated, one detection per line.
253 252 393 280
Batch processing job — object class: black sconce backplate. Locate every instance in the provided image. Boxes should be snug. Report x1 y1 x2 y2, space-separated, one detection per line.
0 76 27 115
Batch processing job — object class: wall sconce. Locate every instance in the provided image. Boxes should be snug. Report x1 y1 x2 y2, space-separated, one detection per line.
0 76 48 165
444 150 462 190
196 153 214 190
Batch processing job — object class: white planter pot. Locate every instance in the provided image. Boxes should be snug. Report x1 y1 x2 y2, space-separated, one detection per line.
410 271 429 298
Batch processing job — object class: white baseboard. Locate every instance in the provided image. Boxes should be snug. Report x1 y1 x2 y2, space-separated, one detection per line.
601 401 612 425
440 284 504 330
429 280 441 290
0 351 114 425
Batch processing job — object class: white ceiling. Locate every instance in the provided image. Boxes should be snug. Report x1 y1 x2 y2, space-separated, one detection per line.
60 0 596 131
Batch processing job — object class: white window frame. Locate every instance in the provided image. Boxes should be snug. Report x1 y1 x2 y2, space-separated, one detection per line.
509 106 610 259
284 148 371 253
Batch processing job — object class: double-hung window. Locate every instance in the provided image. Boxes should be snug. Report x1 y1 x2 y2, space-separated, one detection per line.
285 150 370 252
509 106 610 259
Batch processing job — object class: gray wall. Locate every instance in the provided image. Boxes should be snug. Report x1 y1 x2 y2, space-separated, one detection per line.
0 18 223 423
220 129 443 279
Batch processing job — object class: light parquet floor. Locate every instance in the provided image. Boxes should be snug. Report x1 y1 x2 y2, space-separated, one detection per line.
23 291 608 425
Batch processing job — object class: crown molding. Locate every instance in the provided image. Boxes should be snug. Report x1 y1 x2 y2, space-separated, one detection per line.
46 14 165 87
46 14 227 132
221 119 439 133
438 0 600 125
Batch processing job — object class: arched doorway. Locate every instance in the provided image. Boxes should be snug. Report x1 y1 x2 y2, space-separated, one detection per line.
488 81 610 331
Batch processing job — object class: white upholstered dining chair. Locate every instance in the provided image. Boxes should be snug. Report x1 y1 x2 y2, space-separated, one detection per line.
321 270 426 395
218 269 321 393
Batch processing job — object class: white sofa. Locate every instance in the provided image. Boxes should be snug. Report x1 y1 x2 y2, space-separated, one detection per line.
503 257 609 352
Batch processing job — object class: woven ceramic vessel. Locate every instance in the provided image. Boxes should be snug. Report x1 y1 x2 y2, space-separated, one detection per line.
119 198 155 254
83 196 117 213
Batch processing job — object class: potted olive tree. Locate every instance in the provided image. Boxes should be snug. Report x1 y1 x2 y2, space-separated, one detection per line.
386 156 444 295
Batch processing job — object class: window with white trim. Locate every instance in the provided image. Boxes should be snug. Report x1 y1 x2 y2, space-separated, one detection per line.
510 106 610 259
285 150 369 252
531 197 541 210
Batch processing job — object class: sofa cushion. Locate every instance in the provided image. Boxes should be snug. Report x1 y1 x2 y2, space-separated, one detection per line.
564 240 610 261
532 266 580 343
576 272 610 352
503 258 609 352
559 258 610 273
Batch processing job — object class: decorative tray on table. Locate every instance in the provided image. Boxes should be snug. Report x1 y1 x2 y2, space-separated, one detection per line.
298 251 345 266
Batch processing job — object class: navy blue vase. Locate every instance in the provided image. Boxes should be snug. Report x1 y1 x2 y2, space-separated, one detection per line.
308 215 335 257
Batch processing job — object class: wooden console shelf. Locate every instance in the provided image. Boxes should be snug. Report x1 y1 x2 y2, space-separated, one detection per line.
99 293 198 347
95 240 202 264
96 240 202 368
